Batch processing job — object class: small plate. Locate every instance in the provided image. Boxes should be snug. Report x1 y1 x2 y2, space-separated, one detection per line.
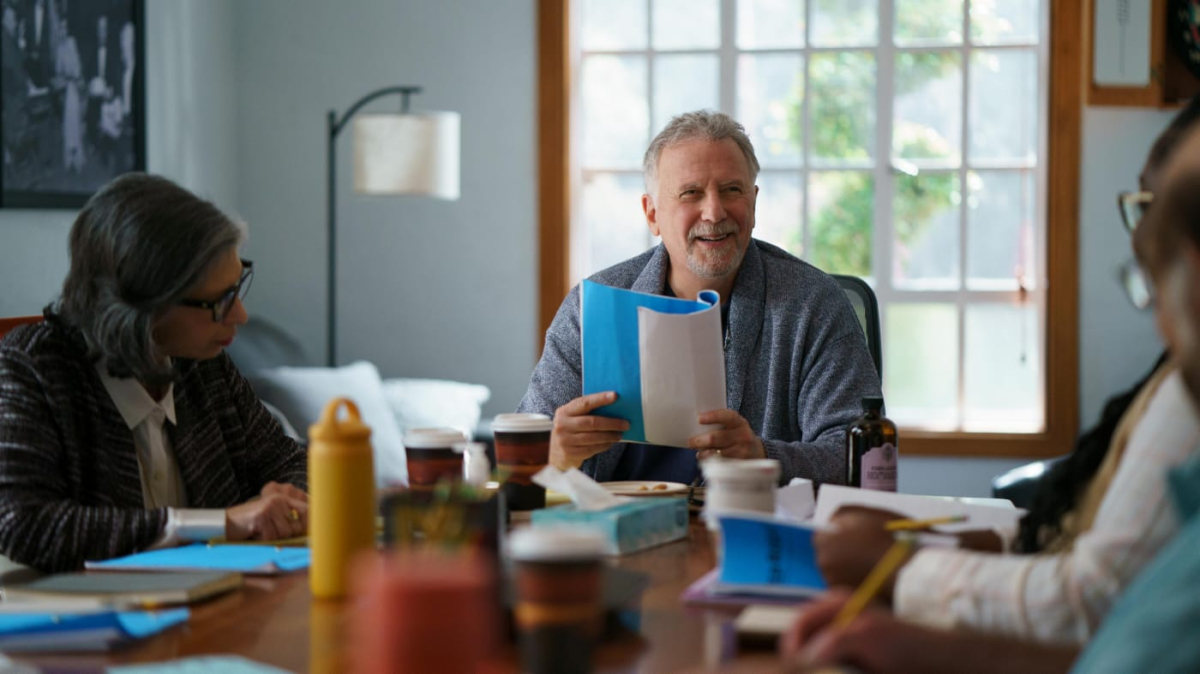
601 481 690 497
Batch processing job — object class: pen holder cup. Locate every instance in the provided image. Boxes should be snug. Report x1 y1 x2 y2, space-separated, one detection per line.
379 484 505 557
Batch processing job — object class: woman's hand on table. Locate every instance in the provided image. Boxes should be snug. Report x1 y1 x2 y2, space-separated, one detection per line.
550 391 631 469
688 408 766 460
780 589 947 674
260 480 308 504
814 506 914 600
226 490 308 541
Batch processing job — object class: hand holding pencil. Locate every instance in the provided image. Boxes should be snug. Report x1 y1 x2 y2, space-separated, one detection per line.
813 506 916 599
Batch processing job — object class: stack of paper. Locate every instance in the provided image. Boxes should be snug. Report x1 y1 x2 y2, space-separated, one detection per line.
85 544 310 575
581 280 726 448
813 484 1025 534
0 608 189 652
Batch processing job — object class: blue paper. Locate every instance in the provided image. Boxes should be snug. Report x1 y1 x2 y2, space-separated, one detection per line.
715 514 827 597
0 608 188 637
86 544 310 574
108 655 295 674
581 279 722 444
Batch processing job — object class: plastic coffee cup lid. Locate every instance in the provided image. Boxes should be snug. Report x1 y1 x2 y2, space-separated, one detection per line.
491 413 553 433
404 427 468 449
700 458 781 480
508 526 608 561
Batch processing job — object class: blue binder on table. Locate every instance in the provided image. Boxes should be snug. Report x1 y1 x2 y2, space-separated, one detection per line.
85 544 310 575
0 608 189 652
581 279 726 447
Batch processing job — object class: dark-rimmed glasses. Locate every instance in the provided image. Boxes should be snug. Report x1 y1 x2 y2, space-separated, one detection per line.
1117 190 1153 233
179 260 254 322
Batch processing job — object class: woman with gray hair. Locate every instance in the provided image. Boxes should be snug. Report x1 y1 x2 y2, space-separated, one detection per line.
0 173 307 572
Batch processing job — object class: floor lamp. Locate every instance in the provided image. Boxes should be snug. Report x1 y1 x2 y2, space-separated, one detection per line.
326 86 460 366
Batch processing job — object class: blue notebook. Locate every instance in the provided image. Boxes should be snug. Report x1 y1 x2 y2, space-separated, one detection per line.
713 514 828 598
580 279 725 447
85 544 310 575
0 608 188 652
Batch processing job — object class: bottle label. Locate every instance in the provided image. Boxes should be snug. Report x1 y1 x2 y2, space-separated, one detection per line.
861 442 897 491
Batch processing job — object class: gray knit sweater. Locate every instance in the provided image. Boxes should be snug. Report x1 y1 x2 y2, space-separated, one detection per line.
519 240 882 485
0 318 307 572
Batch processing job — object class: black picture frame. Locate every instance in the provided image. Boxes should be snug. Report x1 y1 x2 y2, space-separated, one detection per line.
0 0 145 209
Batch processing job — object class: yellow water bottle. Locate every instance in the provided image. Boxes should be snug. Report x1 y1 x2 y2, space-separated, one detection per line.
309 398 376 599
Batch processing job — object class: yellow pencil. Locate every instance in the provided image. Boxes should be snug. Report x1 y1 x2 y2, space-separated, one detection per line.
884 515 968 531
831 535 915 630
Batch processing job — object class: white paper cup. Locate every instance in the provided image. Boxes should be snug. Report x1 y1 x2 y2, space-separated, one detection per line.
700 458 781 529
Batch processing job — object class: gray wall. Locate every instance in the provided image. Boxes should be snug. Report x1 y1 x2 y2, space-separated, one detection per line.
0 0 239 318
233 0 537 418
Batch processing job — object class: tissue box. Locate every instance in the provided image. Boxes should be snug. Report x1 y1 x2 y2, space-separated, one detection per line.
530 497 689 555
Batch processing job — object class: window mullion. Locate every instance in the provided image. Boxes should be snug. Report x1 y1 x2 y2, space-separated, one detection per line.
645 0 656 252
801 0 814 257
719 0 737 115
873 1 896 315
957 0 972 429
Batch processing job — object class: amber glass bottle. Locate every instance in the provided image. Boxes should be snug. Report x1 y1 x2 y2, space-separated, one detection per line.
846 397 898 491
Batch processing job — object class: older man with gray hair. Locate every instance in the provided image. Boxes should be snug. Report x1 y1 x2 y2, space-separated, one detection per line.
518 110 881 485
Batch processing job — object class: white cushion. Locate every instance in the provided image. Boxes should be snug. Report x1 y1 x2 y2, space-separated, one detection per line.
381 378 491 438
249 361 407 488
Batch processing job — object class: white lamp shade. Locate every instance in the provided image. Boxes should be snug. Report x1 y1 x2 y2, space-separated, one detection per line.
352 112 460 200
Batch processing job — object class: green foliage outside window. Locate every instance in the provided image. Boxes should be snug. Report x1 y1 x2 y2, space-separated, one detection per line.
783 0 977 278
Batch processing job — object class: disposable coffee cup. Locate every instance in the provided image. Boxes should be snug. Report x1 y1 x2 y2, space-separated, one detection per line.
492 413 553 511
404 428 468 490
700 458 781 530
508 527 608 674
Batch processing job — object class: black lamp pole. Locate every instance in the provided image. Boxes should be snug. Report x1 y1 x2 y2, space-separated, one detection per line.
326 85 422 366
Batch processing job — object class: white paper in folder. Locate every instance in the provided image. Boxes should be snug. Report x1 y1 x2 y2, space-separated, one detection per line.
814 484 1025 534
637 301 726 448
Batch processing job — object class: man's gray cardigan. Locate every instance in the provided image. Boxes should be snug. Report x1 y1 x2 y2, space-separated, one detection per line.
519 239 882 485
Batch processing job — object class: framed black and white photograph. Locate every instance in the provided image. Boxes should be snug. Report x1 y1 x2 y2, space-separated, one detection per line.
0 0 144 208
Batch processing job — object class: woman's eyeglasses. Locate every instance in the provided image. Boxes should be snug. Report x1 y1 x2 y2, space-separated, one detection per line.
1115 191 1154 310
1119 260 1154 310
1117 190 1153 233
179 260 254 322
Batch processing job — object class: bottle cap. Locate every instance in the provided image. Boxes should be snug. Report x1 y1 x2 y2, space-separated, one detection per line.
861 396 885 412
309 397 372 442
508 526 608 562
404 427 469 449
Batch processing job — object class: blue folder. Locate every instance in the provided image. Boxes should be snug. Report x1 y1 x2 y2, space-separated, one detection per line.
714 514 827 598
86 544 310 574
581 279 721 443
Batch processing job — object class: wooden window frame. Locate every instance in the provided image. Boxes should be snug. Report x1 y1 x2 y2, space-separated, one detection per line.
537 0 1082 458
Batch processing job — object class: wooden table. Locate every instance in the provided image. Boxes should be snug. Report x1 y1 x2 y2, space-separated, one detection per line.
15 520 783 673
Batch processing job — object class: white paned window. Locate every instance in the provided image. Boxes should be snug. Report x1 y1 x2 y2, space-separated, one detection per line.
572 0 1049 433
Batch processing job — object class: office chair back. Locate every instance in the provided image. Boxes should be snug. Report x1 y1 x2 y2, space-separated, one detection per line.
831 275 882 381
